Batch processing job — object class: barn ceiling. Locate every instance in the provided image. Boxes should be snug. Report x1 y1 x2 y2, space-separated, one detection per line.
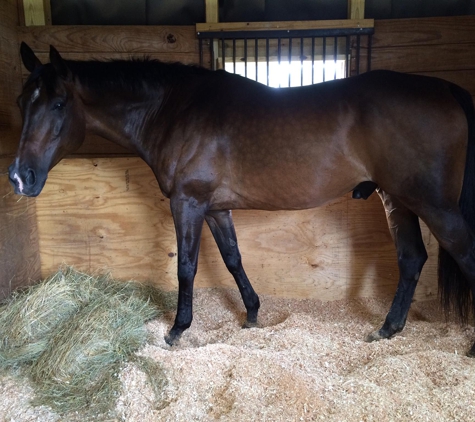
51 0 475 25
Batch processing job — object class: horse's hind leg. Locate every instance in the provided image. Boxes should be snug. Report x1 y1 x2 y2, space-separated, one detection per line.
413 206 475 356
367 191 428 342
205 210 261 327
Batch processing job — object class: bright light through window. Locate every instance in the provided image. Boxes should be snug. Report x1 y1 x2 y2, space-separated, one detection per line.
225 60 347 87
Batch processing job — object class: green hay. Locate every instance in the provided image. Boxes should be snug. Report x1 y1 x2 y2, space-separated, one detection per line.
0 268 96 367
0 266 176 418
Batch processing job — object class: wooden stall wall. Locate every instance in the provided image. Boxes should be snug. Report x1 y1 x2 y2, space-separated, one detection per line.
0 0 40 299
13 16 475 301
371 16 475 99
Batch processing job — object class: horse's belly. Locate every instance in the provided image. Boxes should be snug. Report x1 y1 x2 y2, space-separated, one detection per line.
209 178 358 211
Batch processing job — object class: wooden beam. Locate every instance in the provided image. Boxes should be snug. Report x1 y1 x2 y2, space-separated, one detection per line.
348 0 365 20
205 0 219 23
197 19 374 33
17 25 199 53
42 0 52 25
22 0 46 26
205 0 220 69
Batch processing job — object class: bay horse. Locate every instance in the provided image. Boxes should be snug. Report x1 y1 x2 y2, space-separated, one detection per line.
10 43 475 355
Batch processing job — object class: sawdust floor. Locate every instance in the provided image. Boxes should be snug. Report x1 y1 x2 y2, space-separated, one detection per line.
2 287 475 422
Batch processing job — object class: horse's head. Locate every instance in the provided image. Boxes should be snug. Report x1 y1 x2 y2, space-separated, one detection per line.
9 43 86 197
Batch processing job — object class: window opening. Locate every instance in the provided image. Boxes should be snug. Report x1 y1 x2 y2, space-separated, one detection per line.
197 25 374 87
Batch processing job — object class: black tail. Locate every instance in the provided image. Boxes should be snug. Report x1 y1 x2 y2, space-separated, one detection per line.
438 83 475 323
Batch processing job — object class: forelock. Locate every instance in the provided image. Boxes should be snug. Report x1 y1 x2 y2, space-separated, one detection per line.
25 63 59 96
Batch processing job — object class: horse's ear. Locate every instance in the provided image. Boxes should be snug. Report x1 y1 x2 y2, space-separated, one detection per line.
20 42 42 73
49 45 71 80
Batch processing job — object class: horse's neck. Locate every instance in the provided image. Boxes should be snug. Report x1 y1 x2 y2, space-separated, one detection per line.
81 86 167 155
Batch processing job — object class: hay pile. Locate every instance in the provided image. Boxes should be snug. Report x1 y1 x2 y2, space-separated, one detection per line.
0 267 175 419
1 285 475 421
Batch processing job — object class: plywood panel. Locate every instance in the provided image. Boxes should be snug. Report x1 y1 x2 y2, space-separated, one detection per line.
371 43 475 73
74 135 133 157
17 25 198 54
0 158 41 299
373 16 475 48
0 0 23 156
36 158 438 302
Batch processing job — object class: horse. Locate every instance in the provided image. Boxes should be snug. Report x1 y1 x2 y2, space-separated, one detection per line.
9 42 475 355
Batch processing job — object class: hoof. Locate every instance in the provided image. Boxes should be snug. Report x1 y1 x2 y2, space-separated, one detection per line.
365 330 384 343
242 320 260 329
164 331 181 346
466 348 475 358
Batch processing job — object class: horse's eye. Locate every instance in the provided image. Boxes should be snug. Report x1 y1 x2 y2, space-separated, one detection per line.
52 101 65 111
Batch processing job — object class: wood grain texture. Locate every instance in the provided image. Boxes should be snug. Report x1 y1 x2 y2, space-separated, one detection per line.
205 0 219 23
0 2 41 298
0 0 23 156
371 43 475 74
36 158 438 302
0 158 41 299
373 16 475 48
196 19 374 33
17 25 199 54
348 0 365 20
22 0 45 26
73 135 134 157
369 17 475 90
42 0 51 25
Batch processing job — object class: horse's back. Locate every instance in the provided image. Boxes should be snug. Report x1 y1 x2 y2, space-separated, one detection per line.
166 70 469 211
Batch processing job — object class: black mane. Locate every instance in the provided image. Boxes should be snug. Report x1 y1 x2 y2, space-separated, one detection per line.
68 58 210 94
31 58 211 96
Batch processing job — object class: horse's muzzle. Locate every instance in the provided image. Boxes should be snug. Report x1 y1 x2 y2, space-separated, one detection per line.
8 164 43 197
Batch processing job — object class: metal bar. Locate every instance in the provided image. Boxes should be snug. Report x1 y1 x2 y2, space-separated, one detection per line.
199 38 203 67
300 37 304 86
345 35 349 78
311 36 315 85
356 34 361 75
278 37 281 87
255 38 258 81
333 36 338 80
197 27 375 40
210 37 215 70
244 38 248 78
322 36 326 82
266 37 270 86
233 38 236 73
221 37 225 70
288 37 292 87
367 35 372 72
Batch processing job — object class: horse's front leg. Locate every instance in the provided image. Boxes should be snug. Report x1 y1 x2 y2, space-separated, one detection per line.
205 210 260 327
164 196 207 346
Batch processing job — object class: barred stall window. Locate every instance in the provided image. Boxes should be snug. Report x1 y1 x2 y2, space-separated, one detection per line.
197 21 374 87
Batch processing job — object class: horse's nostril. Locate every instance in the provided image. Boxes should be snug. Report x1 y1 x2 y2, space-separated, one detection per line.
25 169 36 186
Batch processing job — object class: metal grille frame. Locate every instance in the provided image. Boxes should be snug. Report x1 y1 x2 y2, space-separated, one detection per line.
197 26 374 86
